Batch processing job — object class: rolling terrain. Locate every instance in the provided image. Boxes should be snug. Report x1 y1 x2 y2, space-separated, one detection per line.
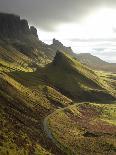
0 13 116 155
47 103 116 155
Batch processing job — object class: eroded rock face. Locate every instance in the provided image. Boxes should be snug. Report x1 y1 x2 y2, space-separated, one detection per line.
30 26 38 38
53 38 64 47
21 19 30 34
0 13 38 39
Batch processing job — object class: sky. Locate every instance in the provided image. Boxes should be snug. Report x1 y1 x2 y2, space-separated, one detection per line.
0 0 116 63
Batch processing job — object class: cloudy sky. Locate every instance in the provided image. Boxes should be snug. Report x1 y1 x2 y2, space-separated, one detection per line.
0 0 116 62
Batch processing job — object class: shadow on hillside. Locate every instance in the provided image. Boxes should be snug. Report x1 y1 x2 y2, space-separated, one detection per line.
8 63 116 104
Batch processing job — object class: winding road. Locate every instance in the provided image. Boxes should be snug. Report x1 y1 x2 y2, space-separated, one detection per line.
43 104 80 155
43 108 66 153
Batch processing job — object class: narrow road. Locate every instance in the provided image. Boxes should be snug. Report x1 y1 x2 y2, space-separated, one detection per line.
43 103 81 154
43 108 66 153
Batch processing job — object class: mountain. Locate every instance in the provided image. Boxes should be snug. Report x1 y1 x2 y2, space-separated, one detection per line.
76 53 116 73
49 39 116 73
0 13 116 155
0 13 55 70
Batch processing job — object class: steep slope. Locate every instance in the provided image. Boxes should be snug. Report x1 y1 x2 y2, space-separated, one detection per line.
0 63 73 154
0 39 33 72
40 51 115 102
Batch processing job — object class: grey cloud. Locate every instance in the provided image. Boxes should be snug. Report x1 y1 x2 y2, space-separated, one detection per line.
0 0 116 63
1 0 116 31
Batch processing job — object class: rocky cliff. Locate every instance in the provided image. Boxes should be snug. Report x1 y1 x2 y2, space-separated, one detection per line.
0 13 38 39
0 13 53 67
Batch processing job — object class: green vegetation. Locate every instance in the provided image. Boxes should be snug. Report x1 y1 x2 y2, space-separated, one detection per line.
0 47 115 154
48 103 116 155
0 14 115 154
0 69 72 154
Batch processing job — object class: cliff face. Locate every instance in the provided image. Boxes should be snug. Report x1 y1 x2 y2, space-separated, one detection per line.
0 13 38 38
0 13 54 67
30 26 38 38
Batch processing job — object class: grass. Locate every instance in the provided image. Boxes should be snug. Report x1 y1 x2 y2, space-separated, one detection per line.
48 102 116 155
0 63 72 154
0 73 68 154
0 40 34 73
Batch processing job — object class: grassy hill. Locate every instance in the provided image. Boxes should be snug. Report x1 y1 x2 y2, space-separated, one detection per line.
40 51 115 102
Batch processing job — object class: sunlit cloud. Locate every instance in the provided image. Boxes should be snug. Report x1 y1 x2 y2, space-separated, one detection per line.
38 7 116 63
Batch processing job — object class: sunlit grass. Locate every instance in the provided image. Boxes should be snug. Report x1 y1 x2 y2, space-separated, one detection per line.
48 102 116 154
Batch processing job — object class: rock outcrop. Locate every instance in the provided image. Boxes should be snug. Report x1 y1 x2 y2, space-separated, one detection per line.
30 26 38 38
0 13 38 39
51 38 73 55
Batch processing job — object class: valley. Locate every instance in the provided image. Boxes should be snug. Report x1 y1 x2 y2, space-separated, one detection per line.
0 13 116 155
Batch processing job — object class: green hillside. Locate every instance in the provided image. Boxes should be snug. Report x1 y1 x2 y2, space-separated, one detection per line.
0 48 116 155
40 51 115 102
0 70 72 154
0 13 116 155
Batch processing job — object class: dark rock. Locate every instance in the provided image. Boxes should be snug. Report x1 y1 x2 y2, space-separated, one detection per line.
0 13 38 39
83 131 99 137
51 38 73 55
30 26 38 38
53 38 64 47
20 19 30 34
0 13 21 38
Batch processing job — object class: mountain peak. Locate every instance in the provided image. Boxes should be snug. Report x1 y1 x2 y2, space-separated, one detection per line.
53 38 63 46
51 38 73 55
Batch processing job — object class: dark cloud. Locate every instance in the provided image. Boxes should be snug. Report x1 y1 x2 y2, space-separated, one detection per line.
0 0 116 62
1 0 116 31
